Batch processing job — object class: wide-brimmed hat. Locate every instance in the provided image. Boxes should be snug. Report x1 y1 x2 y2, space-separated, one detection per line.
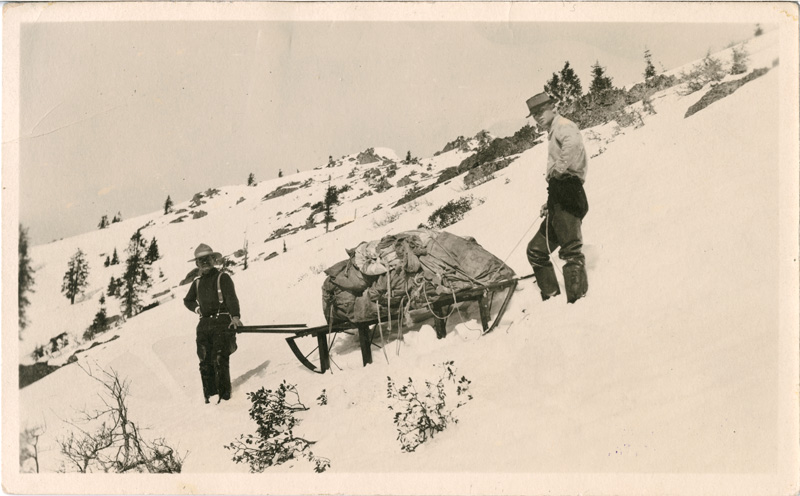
188 243 221 262
525 92 553 117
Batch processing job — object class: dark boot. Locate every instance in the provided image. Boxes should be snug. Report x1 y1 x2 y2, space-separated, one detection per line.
533 264 561 301
199 362 218 400
563 264 588 303
215 353 232 400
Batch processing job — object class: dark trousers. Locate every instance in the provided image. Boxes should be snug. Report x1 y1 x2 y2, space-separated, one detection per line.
196 315 237 400
526 203 588 302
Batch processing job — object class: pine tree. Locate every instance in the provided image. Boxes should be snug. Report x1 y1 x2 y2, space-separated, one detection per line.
111 248 120 265
406 151 412 163
644 48 658 82
120 230 151 318
104 256 111 267
98 215 109 230
247 173 256 186
112 212 122 224
242 239 249 271
145 237 160 264
62 248 90 305
328 155 335 168
163 195 174 215
323 185 340 233
18 225 35 334
543 72 563 102
589 60 614 95
278 169 283 178
544 61 583 110
283 239 287 253
754 24 763 36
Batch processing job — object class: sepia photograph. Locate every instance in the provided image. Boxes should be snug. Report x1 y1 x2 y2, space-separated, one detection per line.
3 2 799 494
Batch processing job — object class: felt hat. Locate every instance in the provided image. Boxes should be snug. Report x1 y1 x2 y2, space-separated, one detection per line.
188 243 221 262
525 92 553 117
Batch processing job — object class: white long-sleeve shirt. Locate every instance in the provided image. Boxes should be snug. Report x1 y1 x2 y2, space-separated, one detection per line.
547 114 588 183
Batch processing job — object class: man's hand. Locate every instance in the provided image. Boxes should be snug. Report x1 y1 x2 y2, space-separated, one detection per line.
194 306 202 317
539 202 549 218
229 316 243 329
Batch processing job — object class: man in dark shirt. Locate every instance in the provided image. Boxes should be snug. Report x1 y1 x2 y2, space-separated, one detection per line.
184 243 242 403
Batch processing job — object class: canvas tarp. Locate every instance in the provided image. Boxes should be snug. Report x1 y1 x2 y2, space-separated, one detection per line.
321 228 515 324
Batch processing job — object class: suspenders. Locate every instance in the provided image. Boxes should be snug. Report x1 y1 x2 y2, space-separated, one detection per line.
195 272 225 317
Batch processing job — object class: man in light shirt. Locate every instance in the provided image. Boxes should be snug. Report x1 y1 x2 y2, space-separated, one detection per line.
525 92 589 303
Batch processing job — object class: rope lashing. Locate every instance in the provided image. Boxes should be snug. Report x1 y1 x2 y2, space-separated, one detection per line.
375 302 390 364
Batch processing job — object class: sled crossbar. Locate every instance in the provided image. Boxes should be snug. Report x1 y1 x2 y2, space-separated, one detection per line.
229 278 519 374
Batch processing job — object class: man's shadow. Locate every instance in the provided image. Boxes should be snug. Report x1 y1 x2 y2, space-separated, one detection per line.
232 360 270 390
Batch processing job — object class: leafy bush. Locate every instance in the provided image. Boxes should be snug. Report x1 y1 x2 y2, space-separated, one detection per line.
226 381 330 473
424 197 475 229
679 51 727 94
386 361 473 452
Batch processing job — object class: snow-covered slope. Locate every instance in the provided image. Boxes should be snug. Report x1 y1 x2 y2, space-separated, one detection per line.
13 32 794 492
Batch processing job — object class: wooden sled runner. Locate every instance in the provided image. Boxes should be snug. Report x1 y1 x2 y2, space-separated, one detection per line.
227 277 520 374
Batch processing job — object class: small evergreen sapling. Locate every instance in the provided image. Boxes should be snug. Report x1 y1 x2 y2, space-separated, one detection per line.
644 48 658 82
163 195 174 215
145 237 160 264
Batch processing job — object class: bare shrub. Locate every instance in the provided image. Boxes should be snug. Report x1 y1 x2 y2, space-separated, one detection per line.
58 364 185 473
20 423 46 473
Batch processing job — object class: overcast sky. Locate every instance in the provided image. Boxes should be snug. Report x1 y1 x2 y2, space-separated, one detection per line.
18 20 757 244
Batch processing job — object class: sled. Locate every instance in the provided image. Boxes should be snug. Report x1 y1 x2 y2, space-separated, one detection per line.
229 277 519 374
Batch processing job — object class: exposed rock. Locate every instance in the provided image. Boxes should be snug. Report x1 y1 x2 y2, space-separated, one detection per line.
263 181 301 201
396 175 416 187
356 148 382 165
685 67 769 118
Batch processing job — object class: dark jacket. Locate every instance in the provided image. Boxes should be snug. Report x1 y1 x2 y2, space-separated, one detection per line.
183 268 241 318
